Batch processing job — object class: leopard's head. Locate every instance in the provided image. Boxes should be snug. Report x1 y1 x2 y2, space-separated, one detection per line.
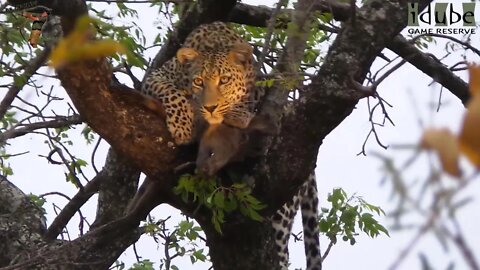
176 43 256 128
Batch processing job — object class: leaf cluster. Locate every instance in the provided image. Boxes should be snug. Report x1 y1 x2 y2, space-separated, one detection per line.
128 259 154 270
319 188 389 245
140 218 208 270
174 175 265 233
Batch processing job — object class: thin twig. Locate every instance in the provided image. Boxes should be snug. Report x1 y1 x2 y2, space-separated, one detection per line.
257 0 288 68
411 33 480 57
133 243 141 263
0 115 82 144
91 137 102 174
0 48 50 120
45 174 103 240
321 241 334 262
388 213 436 270
442 220 480 270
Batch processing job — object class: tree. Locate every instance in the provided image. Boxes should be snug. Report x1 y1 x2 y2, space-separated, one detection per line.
0 0 476 269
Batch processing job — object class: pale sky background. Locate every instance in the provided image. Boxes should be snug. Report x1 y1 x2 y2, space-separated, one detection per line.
2 0 480 269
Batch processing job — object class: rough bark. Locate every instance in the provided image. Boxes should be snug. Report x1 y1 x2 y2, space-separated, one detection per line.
228 1 471 105
92 149 141 228
57 59 181 178
2 219 143 270
0 176 47 267
255 0 435 212
0 170 143 269
202 218 279 270
2 0 469 269
0 157 144 269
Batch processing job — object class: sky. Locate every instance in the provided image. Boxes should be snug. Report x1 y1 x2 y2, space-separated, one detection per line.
2 0 480 269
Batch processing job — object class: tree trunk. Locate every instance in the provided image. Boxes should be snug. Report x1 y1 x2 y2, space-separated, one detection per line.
203 219 280 270
1 0 469 269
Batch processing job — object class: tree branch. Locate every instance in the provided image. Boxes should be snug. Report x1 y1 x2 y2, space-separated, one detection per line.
7 0 87 19
3 217 144 270
0 176 47 267
256 0 435 212
230 1 351 27
45 172 102 240
50 0 241 226
145 0 237 74
91 149 140 228
0 48 50 120
228 1 471 105
0 115 82 144
6 1 466 269
387 35 470 104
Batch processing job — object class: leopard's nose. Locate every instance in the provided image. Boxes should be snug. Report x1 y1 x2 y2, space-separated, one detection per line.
204 105 218 113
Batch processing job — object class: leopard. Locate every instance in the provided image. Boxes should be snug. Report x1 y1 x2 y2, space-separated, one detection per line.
142 21 259 145
143 21 321 269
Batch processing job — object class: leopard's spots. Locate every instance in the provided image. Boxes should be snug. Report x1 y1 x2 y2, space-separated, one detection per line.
141 22 262 144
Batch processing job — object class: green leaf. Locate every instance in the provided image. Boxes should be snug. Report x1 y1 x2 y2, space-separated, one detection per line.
186 229 198 241
231 182 246 189
128 259 154 270
125 50 147 68
206 193 214 205
319 219 330 233
212 210 223 234
213 191 225 209
193 249 207 262
13 74 28 87
247 208 264 222
28 194 46 208
1 165 13 176
321 188 389 247
75 158 88 167
81 125 95 144
224 193 238 212
7 29 25 47
318 12 333 24
239 202 249 217
145 222 159 235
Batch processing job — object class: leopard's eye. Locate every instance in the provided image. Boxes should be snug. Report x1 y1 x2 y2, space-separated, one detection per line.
219 76 231 85
193 77 203 87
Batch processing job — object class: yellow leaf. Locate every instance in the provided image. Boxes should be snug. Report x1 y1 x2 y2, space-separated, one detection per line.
48 39 68 67
75 15 96 33
459 66 480 167
66 40 126 63
421 128 461 177
469 64 480 96
49 15 126 68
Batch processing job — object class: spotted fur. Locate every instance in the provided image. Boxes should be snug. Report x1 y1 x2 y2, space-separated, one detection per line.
144 21 321 269
142 22 259 144
271 173 321 270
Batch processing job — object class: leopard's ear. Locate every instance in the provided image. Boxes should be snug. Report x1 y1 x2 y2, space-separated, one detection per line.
228 43 253 67
177 48 199 63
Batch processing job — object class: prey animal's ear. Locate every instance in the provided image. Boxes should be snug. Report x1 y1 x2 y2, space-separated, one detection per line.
247 114 277 136
177 48 199 63
228 43 253 67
